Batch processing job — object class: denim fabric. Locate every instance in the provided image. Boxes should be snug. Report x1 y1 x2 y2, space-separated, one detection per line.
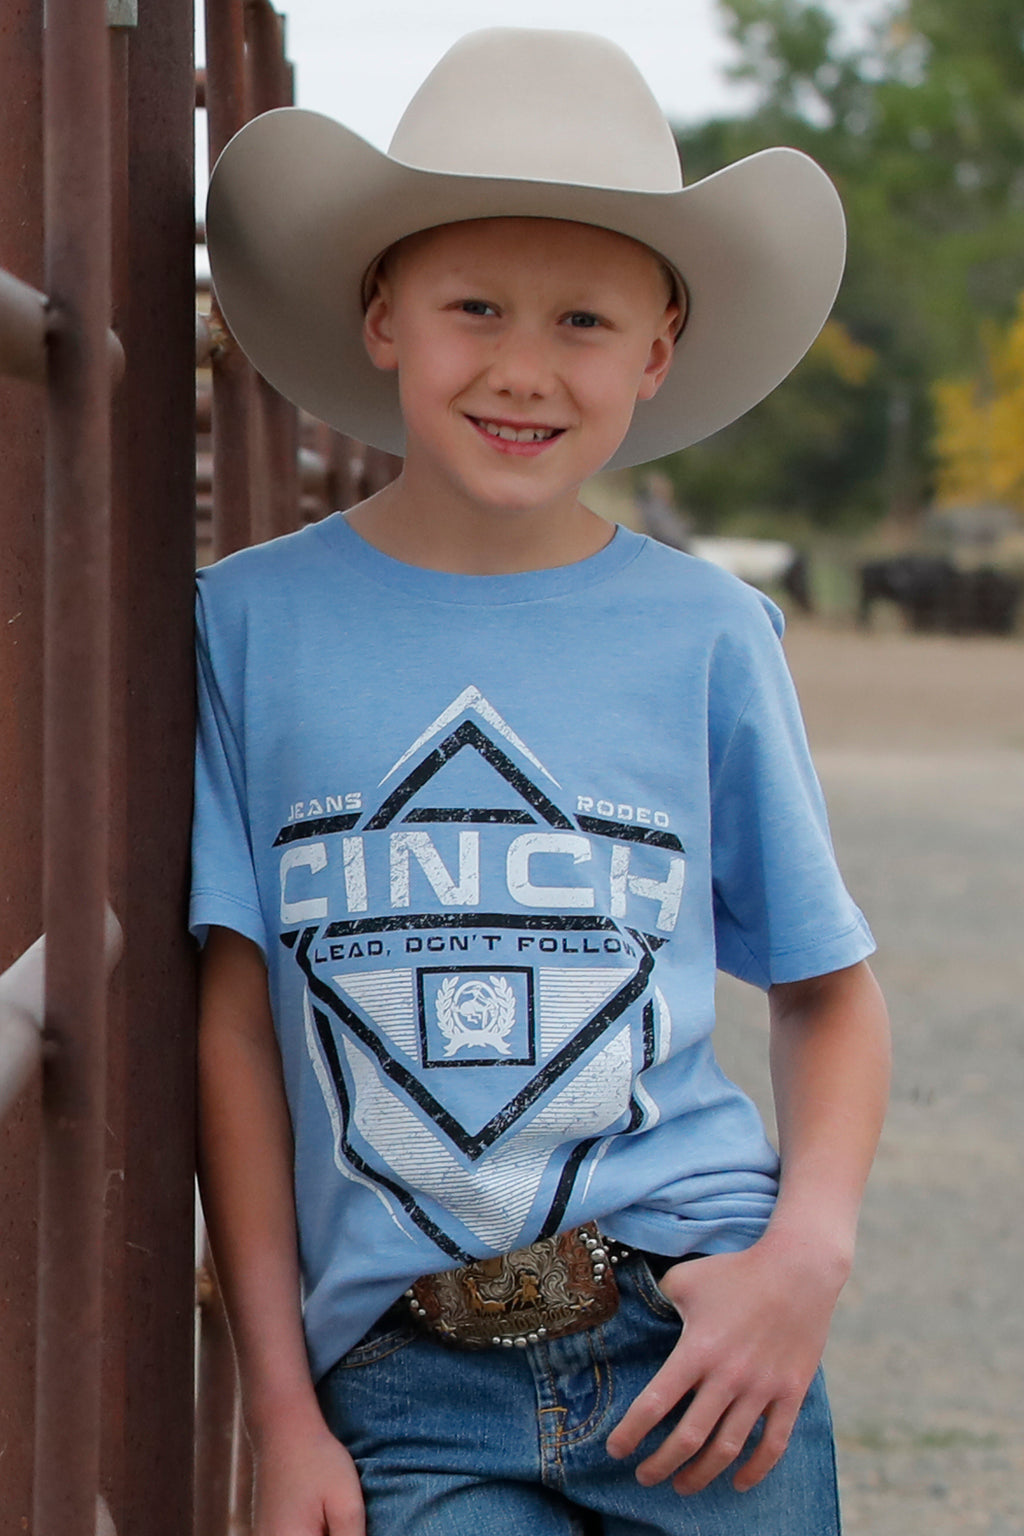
316 1258 842 1535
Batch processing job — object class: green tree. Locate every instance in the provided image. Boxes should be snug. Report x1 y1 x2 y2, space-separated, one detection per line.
933 293 1024 511
658 0 1024 530
659 321 885 532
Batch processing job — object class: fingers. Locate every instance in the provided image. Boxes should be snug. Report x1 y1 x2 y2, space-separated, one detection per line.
668 1398 764 1494
605 1353 699 1463
630 1392 799 1495
607 1359 805 1495
633 1387 735 1487
731 1398 802 1492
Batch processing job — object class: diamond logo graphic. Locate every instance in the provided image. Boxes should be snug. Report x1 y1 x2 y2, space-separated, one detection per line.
281 689 680 1259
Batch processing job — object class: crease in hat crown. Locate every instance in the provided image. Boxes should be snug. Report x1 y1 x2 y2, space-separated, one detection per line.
387 28 684 193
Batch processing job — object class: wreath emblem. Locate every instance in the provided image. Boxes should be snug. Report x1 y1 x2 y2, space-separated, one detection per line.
435 975 517 1056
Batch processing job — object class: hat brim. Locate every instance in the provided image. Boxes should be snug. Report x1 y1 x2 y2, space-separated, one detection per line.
206 108 845 469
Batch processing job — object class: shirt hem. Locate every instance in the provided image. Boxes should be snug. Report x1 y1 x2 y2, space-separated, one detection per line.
189 890 267 957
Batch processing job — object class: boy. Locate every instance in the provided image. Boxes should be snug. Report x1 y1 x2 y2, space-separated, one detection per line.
194 28 890 1536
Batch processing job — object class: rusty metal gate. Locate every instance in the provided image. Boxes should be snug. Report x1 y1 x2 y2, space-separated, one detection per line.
0 3 397 1532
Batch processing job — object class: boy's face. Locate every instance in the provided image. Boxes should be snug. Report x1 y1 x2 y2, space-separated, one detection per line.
363 218 679 519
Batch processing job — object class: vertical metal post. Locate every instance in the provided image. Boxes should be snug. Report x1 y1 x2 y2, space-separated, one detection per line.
35 0 112 1532
197 0 257 1520
103 27 132 1523
0 2 45 1528
246 1 300 543
108 1 199 1531
206 0 254 558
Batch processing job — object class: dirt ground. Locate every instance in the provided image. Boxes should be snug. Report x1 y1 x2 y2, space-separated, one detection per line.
711 621 1024 1536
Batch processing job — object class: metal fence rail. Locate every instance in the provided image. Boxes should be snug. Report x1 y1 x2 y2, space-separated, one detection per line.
1 1 196 1532
34 1 114 1528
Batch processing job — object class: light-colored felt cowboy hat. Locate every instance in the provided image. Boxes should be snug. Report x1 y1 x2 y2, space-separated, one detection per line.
206 26 846 468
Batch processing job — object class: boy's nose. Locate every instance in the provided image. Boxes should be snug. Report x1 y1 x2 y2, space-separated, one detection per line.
485 333 556 399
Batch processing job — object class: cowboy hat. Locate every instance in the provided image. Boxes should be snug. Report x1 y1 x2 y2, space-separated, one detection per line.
206 27 846 468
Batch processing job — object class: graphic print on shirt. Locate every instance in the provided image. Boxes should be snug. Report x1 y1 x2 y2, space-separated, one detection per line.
276 687 686 1262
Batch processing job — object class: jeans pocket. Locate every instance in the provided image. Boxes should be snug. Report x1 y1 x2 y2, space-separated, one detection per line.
626 1256 683 1324
335 1313 419 1370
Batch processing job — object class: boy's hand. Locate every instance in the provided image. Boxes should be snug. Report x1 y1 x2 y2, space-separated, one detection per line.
252 1414 366 1535
605 1234 846 1494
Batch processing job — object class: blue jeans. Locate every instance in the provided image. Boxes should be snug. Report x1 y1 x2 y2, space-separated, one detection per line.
317 1257 841 1535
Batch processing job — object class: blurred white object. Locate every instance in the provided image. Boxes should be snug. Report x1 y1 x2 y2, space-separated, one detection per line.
690 536 796 585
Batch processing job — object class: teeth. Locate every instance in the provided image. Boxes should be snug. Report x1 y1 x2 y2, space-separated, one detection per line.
479 420 558 443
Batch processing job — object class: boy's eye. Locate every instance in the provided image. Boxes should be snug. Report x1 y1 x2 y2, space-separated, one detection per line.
458 299 497 317
564 311 603 330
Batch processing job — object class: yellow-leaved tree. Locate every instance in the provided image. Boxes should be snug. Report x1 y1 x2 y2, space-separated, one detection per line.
933 294 1024 511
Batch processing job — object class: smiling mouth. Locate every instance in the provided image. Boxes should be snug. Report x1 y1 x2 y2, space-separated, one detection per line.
470 417 565 445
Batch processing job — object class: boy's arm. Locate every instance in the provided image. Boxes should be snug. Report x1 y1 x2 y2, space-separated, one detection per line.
606 958 890 1493
198 925 365 1536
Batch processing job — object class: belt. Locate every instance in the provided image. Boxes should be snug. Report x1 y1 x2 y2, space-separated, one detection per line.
398 1223 636 1350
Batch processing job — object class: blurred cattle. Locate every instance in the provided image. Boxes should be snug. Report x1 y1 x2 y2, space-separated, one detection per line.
687 537 814 612
859 555 1021 635
636 479 813 612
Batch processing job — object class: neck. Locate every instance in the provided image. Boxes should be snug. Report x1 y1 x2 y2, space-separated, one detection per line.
345 470 613 576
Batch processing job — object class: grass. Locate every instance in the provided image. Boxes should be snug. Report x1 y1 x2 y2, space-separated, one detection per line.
841 1423 1003 1453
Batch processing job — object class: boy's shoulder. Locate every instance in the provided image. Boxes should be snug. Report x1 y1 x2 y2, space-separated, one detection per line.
197 515 328 597
195 518 347 647
632 534 786 641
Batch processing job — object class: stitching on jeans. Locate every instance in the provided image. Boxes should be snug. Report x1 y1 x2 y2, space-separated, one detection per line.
551 1331 614 1447
537 1351 567 1485
338 1328 418 1369
630 1260 682 1323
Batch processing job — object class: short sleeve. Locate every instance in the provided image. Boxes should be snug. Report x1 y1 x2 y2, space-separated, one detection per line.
189 580 267 954
710 611 874 988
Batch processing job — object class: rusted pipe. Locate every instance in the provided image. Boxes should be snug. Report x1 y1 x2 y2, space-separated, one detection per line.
245 0 299 542
107 1 198 1530
205 0 254 557
196 443 329 496
205 0 248 164
0 6 46 1523
244 0 291 117
35 0 113 1532
103 29 132 1522
0 267 124 385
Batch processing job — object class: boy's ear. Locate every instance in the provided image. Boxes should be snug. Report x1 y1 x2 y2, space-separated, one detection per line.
362 280 399 372
635 301 681 403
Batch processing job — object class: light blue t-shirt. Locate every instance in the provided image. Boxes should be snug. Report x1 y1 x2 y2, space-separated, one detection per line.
190 515 874 1380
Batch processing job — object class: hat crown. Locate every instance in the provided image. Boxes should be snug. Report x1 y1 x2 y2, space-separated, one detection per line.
389 28 684 195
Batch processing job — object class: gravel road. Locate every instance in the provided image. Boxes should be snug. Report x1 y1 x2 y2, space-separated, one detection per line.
712 623 1024 1536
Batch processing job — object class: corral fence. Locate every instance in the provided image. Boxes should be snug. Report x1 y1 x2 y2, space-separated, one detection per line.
0 4 396 1532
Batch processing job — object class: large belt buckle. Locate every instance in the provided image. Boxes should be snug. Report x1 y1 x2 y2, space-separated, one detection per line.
404 1223 621 1349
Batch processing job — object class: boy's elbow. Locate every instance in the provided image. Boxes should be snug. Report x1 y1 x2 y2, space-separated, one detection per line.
769 959 888 1033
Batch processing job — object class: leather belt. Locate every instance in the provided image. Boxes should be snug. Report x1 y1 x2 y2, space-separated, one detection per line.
400 1222 634 1349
